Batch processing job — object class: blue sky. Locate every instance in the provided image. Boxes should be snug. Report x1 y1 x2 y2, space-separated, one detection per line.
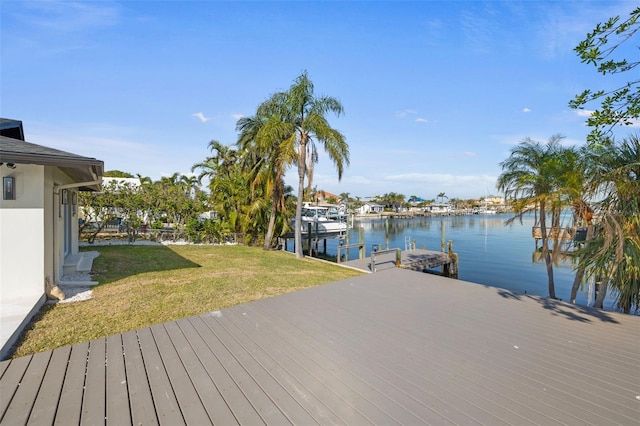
2 1 637 200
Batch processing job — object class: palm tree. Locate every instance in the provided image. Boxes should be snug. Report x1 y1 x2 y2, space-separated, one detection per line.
191 140 238 186
236 113 296 250
497 134 570 299
261 71 349 258
577 136 640 312
437 192 447 204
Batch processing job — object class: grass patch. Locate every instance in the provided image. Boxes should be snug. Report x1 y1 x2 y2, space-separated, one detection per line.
12 245 362 358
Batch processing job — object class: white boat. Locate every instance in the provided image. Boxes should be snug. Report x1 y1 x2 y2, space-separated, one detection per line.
475 207 497 215
293 205 347 236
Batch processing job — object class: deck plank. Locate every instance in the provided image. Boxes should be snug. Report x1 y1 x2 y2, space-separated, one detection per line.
0 359 9 379
135 327 184 425
281 287 564 425
54 341 89 426
220 309 368 425
201 313 319 425
121 330 158 425
28 346 71 426
179 316 262 425
165 320 238 425
246 299 462 425
0 355 31 421
81 338 107 425
191 314 292 424
105 334 130 425
149 323 211 425
1 350 50 425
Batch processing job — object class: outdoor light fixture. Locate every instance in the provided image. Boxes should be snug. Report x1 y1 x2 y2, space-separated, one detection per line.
72 191 77 215
6 163 16 169
61 189 69 205
3 176 15 200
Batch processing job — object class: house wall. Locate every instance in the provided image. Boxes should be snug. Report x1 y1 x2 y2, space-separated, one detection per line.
0 164 45 299
47 167 81 282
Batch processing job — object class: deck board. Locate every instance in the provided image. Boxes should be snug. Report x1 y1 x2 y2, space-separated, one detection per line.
55 341 88 426
179 316 260 425
219 309 347 425
28 346 70 425
202 313 318 425
0 354 31 421
105 334 130 426
2 350 50 425
82 338 107 425
121 330 158 425
149 323 211 425
196 315 292 425
169 319 238 425
1 268 639 425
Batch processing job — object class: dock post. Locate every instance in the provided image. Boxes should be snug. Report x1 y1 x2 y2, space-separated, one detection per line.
307 223 312 256
359 227 364 260
385 218 390 249
450 253 459 279
441 220 445 252
395 248 401 267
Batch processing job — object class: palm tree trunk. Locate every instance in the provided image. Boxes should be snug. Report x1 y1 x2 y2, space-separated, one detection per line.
593 278 608 309
569 267 586 304
263 200 277 250
540 202 557 299
294 138 307 259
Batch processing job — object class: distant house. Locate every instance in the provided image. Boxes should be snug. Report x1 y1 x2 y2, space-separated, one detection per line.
426 203 451 214
0 119 104 359
355 202 385 215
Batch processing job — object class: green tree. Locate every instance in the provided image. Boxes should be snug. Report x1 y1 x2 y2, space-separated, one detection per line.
262 71 349 258
437 192 447 204
104 170 134 178
569 7 640 145
576 136 640 312
497 135 574 299
236 112 296 250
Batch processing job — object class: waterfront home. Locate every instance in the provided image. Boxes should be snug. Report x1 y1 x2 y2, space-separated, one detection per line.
0 118 104 359
355 201 385 215
425 202 452 214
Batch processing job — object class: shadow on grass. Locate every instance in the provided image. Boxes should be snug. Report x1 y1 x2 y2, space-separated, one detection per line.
83 245 201 285
496 288 620 324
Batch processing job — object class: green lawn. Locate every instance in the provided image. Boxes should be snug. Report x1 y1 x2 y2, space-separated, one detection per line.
12 245 363 358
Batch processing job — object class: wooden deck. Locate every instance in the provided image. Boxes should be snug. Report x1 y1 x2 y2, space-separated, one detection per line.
1 268 639 425
343 248 455 273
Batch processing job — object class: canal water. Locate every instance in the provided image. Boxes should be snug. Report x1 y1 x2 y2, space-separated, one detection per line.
303 213 620 311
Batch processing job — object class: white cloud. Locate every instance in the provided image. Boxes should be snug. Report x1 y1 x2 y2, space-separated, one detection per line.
192 112 211 123
415 117 428 123
523 107 531 113
232 114 245 121
576 109 594 118
464 151 476 157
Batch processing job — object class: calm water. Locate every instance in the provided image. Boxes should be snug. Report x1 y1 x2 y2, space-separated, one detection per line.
299 213 619 311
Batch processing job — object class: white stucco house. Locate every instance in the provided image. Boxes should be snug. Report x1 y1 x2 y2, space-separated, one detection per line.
0 119 104 359
355 202 385 215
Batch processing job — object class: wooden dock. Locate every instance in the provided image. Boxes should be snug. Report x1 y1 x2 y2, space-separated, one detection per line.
343 248 458 277
2 269 639 425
